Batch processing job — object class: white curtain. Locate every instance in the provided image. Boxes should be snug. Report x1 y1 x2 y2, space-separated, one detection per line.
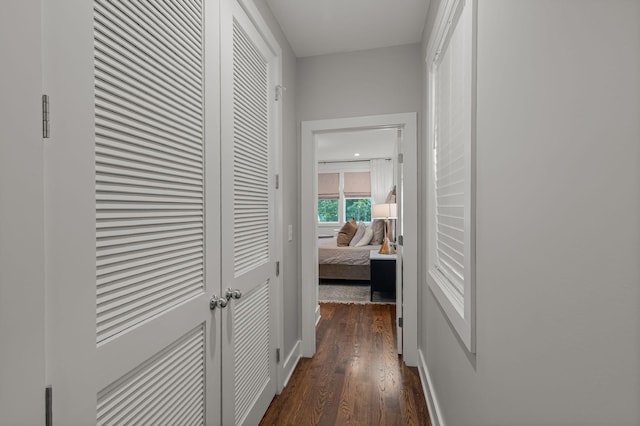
370 159 394 204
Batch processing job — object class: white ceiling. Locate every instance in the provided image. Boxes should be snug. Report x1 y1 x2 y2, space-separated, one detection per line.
265 0 430 58
316 128 396 162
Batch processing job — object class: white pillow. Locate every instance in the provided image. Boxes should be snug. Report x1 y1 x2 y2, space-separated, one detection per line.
349 222 367 246
355 226 374 247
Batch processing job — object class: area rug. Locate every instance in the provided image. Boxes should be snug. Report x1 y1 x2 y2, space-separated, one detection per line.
318 283 395 304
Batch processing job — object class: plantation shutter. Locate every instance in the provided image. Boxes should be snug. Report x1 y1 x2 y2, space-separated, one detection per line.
318 172 339 199
344 171 371 198
433 2 471 298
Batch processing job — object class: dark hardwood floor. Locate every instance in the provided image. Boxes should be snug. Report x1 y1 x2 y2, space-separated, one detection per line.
260 303 431 426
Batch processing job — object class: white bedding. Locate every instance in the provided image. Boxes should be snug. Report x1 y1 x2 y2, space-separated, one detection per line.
318 236 381 266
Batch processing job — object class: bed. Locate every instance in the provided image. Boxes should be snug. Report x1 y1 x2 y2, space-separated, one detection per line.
318 236 381 281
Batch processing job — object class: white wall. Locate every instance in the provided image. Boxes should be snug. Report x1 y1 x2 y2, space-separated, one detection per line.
296 43 422 122
254 0 300 366
419 1 640 425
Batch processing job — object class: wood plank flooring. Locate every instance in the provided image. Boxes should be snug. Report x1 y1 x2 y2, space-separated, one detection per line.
260 303 431 426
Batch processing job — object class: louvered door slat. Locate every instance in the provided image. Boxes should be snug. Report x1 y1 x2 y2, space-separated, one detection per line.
97 326 205 426
130 1 202 60
96 2 202 77
93 44 201 117
96 180 202 197
233 283 271 424
95 0 204 344
99 341 201 416
95 97 203 142
95 74 202 132
96 127 197 166
97 216 204 230
94 66 201 122
95 124 202 158
144 2 203 51
95 163 202 187
93 31 201 103
97 265 203 302
163 1 202 33
93 45 201 103
233 84 268 117
232 19 270 277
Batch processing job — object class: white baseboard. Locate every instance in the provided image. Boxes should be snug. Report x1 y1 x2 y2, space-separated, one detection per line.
280 340 301 391
315 304 321 326
418 349 444 426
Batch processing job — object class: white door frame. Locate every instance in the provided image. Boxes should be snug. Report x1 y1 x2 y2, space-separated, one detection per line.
301 113 418 366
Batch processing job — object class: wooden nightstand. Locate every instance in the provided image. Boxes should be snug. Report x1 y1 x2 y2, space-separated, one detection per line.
369 250 396 302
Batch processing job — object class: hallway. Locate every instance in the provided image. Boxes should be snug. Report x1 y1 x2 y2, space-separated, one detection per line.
260 303 430 425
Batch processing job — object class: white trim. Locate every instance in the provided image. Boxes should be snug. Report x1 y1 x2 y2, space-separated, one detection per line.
418 349 444 426
301 113 418 366
236 0 281 58
279 340 301 391
425 0 477 353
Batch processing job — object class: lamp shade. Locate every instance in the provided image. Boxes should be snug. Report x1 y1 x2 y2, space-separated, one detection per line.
371 203 397 219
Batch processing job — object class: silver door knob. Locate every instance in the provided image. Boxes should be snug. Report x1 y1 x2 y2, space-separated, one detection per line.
209 295 228 310
225 288 242 300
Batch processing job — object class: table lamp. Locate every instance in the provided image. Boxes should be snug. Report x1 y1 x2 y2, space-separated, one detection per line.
371 203 397 255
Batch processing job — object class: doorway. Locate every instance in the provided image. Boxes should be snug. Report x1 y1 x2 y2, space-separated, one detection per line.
316 127 396 303
300 113 418 366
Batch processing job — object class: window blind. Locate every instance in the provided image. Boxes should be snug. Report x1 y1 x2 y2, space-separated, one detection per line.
343 172 371 198
318 173 339 199
433 4 471 297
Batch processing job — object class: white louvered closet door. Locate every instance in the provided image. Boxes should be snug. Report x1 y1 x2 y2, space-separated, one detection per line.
220 0 279 424
43 0 221 424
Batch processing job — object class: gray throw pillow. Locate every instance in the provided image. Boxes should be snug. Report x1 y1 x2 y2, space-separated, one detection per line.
370 219 385 244
349 222 367 246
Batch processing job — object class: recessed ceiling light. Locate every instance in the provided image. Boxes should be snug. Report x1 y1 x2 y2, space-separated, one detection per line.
354 153 360 157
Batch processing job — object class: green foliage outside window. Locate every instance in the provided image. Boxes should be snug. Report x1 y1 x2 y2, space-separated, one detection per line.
345 198 371 222
318 199 339 222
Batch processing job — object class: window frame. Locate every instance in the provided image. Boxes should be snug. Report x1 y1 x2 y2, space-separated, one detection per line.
425 0 477 353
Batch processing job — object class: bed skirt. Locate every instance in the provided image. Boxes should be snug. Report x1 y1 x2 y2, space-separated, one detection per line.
318 264 370 281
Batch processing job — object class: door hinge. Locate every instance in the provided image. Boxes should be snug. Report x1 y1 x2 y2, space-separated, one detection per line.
276 348 281 363
398 235 404 246
45 385 52 426
398 317 403 328
276 261 280 277
42 94 50 139
275 85 286 101
275 174 279 189
397 153 403 164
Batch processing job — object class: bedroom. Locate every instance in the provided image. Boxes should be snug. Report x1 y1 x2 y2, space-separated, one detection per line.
315 127 398 302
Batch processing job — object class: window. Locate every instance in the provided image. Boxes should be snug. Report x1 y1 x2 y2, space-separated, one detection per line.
426 0 476 352
318 199 339 222
318 172 340 223
317 169 373 224
345 198 371 222
343 171 372 222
